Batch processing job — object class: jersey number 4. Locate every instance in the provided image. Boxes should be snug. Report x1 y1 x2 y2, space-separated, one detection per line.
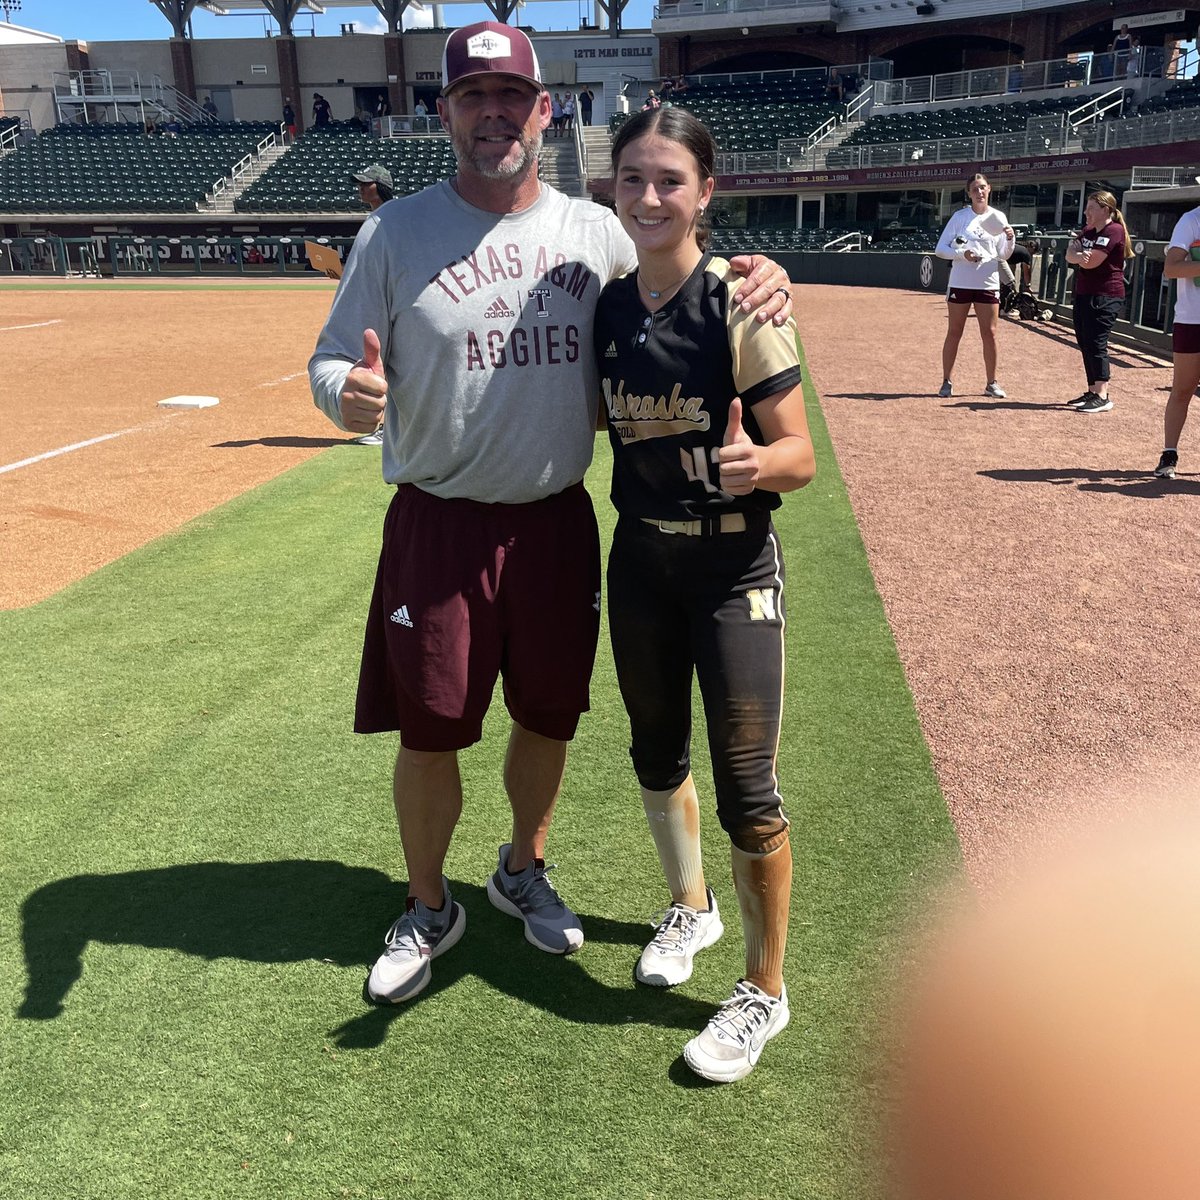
681 446 725 494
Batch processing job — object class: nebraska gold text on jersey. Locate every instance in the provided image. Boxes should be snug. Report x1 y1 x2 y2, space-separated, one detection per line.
602 377 711 444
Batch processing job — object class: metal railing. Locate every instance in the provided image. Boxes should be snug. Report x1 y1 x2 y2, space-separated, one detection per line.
0 235 101 277
378 113 445 137
1097 107 1200 151
107 234 357 276
823 124 1080 172
845 81 874 124
52 70 213 125
573 111 588 181
203 129 288 208
1035 237 1177 352
823 231 862 252
1067 87 1125 130
1130 165 1200 189
875 53 1156 108
655 0 838 18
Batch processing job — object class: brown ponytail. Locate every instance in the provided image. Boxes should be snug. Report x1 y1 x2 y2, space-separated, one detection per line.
1089 190 1136 261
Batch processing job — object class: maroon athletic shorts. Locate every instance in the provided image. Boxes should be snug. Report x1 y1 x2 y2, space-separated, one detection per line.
947 287 1000 305
1173 322 1200 354
355 482 601 752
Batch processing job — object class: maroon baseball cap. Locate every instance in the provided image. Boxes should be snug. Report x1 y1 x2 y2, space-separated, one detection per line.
441 22 544 94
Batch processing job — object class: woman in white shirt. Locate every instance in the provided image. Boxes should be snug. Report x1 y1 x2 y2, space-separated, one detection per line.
1154 204 1200 478
934 173 1016 398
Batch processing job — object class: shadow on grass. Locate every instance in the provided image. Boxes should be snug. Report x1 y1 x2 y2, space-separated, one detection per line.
980 466 1200 496
18 861 714 1045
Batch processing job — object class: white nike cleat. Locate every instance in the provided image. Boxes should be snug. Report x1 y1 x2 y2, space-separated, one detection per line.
683 980 790 1083
636 888 724 987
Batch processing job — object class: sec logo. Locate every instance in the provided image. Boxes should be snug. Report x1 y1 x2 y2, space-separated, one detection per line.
919 255 935 289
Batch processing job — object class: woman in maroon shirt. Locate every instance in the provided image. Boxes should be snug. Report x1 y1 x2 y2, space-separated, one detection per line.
1065 191 1135 413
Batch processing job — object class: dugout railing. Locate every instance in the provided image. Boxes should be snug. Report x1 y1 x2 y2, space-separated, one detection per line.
0 235 100 276
106 235 356 276
1034 237 1175 354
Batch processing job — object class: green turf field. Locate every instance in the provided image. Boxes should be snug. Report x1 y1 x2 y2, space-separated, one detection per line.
0 358 959 1199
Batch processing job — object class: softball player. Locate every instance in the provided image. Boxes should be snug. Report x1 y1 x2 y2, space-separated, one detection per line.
594 106 816 1083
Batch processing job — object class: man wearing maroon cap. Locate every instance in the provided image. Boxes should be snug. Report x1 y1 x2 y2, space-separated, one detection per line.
310 21 792 1007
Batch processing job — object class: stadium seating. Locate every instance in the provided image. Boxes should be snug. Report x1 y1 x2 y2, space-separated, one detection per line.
236 125 457 213
0 121 279 213
1137 78 1200 116
837 94 1125 149
609 75 843 155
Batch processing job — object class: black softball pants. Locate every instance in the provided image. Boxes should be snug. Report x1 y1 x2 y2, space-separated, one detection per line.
1072 293 1124 384
606 512 788 839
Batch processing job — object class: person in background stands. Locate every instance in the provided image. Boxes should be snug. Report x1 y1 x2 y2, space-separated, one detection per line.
283 98 297 137
202 95 219 119
578 85 594 126
1110 23 1134 76
312 93 332 127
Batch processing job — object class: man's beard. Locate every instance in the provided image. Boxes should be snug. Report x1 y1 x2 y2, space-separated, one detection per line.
451 123 543 180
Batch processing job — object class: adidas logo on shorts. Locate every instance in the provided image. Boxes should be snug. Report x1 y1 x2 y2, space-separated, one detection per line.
389 605 414 627
484 298 516 319
605 341 618 358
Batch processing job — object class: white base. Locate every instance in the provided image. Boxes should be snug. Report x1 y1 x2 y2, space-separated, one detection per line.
158 395 219 409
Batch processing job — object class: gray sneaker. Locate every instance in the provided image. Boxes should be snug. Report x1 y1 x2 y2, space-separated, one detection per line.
937 379 953 398
486 843 583 954
984 381 1007 398
636 888 724 987
364 879 466 1004
683 980 791 1084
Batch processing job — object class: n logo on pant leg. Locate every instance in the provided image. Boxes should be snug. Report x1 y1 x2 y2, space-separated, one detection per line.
746 588 776 622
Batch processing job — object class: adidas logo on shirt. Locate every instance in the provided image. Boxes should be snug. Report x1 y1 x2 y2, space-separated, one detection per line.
389 605 413 628
484 298 516 319
605 341 618 358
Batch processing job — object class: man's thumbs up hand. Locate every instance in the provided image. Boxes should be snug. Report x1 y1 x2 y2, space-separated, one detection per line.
340 327 388 433
361 328 384 377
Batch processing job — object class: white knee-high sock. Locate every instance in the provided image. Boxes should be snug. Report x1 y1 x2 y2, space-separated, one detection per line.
641 775 708 911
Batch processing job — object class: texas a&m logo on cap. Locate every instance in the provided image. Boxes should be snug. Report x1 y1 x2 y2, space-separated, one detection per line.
467 29 511 58
441 21 544 93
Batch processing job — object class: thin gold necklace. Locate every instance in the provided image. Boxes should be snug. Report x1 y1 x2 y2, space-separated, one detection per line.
638 263 695 300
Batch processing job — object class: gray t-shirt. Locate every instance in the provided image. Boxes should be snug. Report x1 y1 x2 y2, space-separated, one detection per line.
309 180 637 504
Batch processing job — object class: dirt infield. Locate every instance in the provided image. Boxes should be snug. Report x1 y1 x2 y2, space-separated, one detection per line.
0 285 342 609
4 281 1198 883
800 284 1200 884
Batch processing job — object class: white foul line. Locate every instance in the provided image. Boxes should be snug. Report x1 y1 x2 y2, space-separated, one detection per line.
0 419 173 477
257 371 306 389
0 319 64 332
